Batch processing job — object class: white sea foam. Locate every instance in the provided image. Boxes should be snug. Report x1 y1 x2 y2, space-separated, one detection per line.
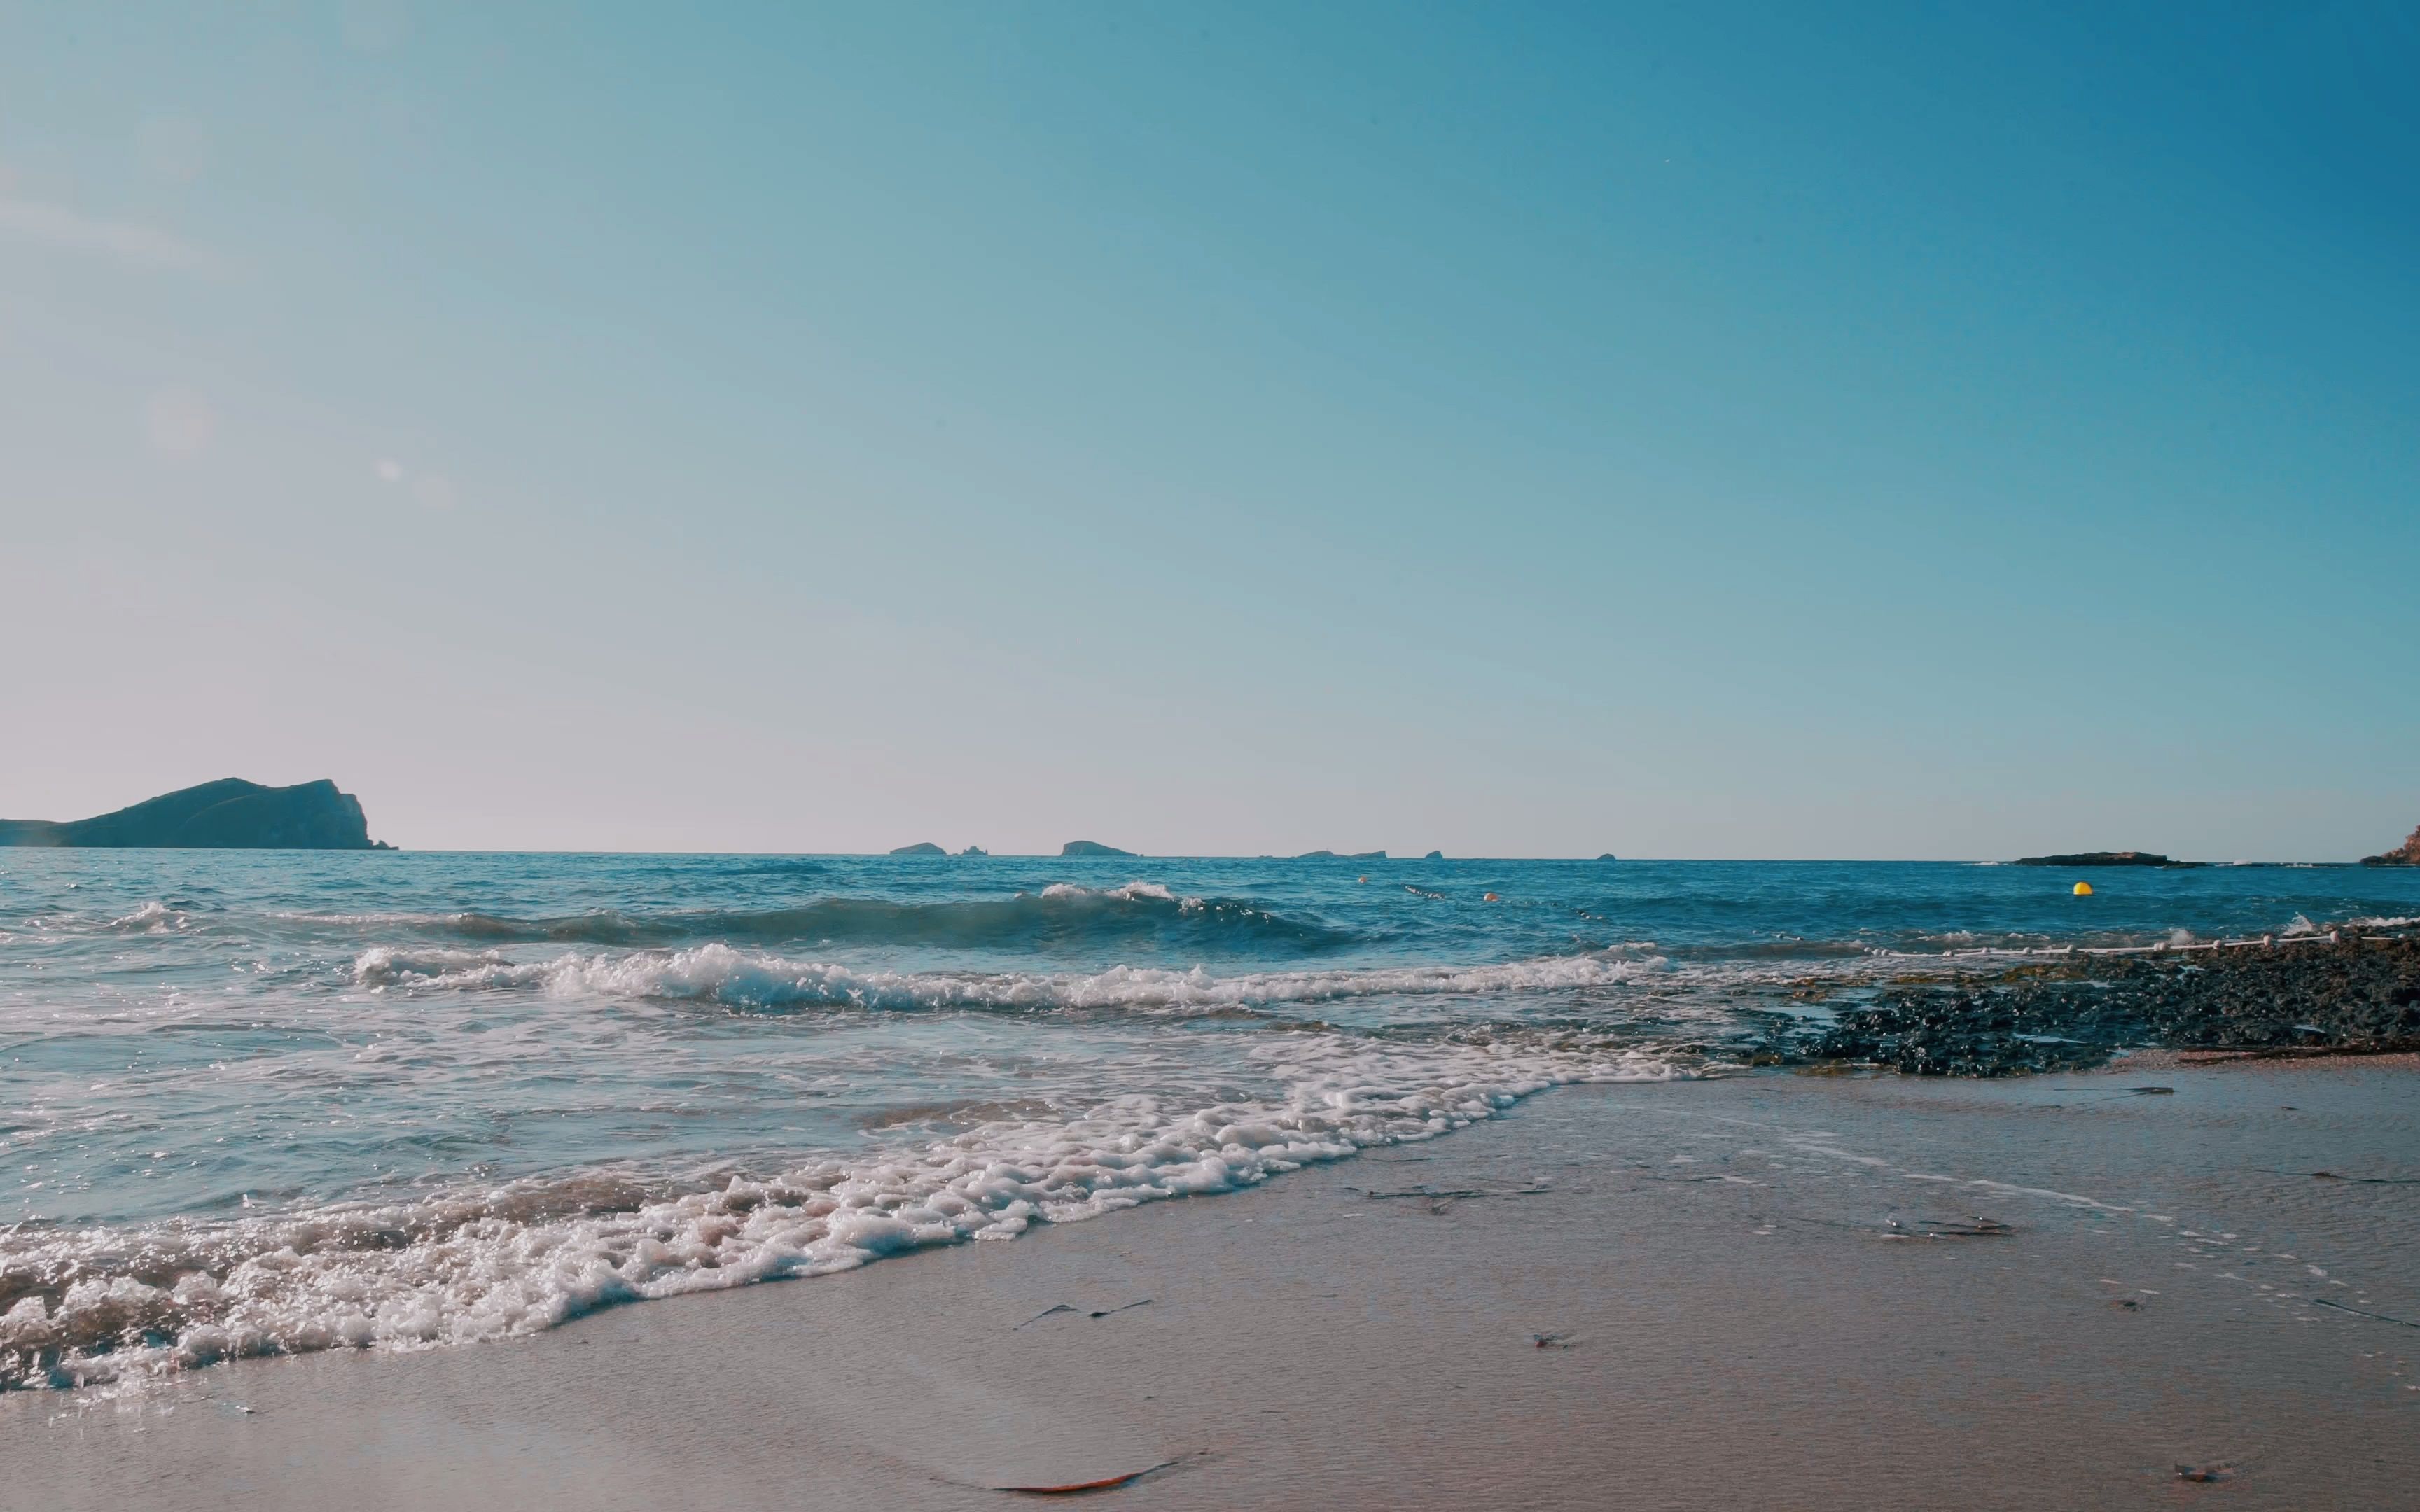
109 901 185 933
353 942 1670 1014
1038 880 1194 908
0 1032 1681 1390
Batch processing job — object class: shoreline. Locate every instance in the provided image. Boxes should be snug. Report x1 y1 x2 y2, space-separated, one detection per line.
13 1058 2416 1509
2110 1046 2420 1072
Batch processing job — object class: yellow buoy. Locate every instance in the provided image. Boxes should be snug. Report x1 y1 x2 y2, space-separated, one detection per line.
2073 881 2094 896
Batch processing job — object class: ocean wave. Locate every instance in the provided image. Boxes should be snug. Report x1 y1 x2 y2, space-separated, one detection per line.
8 900 199 938
109 902 188 933
352 942 1671 1014
291 883 1350 956
0 1034 1682 1391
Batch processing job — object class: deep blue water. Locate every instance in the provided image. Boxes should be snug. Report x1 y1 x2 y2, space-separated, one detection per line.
2 850 2414 1387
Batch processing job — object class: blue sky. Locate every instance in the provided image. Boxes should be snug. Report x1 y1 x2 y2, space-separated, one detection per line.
2 3 2413 857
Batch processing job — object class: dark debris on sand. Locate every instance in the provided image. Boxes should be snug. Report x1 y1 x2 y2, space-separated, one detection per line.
1753 935 2420 1077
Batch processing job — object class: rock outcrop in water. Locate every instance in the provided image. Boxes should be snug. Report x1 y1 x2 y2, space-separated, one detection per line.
1059 840 1136 858
0 779 385 850
889 842 945 856
1295 850 1385 861
2012 850 2195 867
2361 824 2420 866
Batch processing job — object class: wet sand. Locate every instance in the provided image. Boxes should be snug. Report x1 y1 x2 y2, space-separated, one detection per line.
11 1061 2417 1510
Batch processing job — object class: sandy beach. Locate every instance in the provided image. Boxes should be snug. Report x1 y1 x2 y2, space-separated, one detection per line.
11 1 2416 1502
11 1058 2415 1511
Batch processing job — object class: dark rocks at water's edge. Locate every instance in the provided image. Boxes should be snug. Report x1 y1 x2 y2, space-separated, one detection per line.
1746 934 2420 1077
957 846 988 858
888 842 946 857
1597 853 1618 862
2361 823 2420 867
0 778 387 850
1424 850 1445 861
1059 840 1136 858
2012 850 2200 867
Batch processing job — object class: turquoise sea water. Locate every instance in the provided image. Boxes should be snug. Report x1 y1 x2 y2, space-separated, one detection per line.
4 850 2416 1388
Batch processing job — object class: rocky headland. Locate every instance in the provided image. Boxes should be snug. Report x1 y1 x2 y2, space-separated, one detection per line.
1059 840 1135 857
0 779 386 850
2362 823 2420 866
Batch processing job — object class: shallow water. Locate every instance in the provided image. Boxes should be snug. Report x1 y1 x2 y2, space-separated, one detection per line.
3 850 2414 1387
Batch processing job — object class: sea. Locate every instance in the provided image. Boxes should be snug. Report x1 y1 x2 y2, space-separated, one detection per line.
5 849 2417 1391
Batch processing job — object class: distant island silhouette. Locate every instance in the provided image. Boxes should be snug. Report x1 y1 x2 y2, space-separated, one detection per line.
0 779 388 850
2012 850 2197 868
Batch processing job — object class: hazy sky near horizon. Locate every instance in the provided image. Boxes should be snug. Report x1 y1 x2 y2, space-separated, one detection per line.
3 3 2414 858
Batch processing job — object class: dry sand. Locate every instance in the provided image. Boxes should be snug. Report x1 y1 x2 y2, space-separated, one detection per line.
9 1060 2416 1510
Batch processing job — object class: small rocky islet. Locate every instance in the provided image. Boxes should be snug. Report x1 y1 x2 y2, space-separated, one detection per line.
2012 850 2194 867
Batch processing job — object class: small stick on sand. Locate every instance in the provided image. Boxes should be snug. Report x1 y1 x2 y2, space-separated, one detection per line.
1013 1299 1152 1329
1001 1459 1180 1495
2312 1298 2420 1329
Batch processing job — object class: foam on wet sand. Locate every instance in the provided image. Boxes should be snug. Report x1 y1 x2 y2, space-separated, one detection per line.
10 1059 2415 1510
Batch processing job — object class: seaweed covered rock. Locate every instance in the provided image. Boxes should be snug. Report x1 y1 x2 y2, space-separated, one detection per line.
1788 936 2420 1076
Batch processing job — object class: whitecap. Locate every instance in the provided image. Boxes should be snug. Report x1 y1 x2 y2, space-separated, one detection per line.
353 941 1671 1015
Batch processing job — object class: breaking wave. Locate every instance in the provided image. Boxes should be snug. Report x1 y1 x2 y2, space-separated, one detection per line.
0 1034 1681 1391
294 883 1351 956
352 941 1671 1015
